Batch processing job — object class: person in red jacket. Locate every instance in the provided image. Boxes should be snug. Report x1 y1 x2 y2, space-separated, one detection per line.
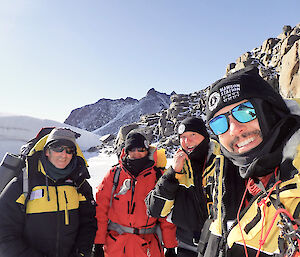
93 131 178 257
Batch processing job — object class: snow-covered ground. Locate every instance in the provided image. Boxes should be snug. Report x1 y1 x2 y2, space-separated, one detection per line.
84 152 118 194
0 112 173 195
0 112 115 194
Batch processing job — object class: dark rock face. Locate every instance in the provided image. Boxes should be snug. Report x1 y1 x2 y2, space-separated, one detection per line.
112 23 300 156
64 88 171 136
66 23 300 157
65 97 138 132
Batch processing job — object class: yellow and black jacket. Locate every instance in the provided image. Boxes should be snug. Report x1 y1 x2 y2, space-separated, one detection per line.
0 136 97 257
146 140 219 250
200 100 300 257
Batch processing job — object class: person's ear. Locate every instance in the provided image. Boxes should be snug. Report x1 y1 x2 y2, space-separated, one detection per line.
45 148 50 157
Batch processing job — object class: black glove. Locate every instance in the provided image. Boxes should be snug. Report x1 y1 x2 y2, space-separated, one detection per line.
91 244 104 257
165 248 177 257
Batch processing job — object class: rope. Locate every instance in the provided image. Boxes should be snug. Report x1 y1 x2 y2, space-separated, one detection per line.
237 167 282 257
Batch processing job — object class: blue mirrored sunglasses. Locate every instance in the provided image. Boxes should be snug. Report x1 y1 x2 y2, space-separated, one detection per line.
208 101 257 135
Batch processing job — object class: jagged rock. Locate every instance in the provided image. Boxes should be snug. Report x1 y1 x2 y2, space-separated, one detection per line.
137 127 155 142
67 22 300 158
226 63 236 73
234 61 247 71
168 103 184 120
114 123 139 155
236 52 252 63
162 120 174 137
283 25 292 35
288 35 300 46
279 39 300 98
170 94 189 102
65 88 171 136
226 23 300 100
65 97 138 132
140 114 160 123
87 146 99 152
281 35 299 56
100 134 115 144
158 112 167 138
170 94 182 102
164 138 174 147
261 38 280 54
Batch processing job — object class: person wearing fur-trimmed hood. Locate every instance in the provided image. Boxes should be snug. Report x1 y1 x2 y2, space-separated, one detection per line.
0 127 97 257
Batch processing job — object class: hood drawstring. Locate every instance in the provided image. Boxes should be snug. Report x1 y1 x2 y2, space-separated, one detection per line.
45 175 50 201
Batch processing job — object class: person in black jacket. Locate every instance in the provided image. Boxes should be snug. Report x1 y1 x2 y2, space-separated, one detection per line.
0 127 97 257
200 66 300 257
146 117 214 257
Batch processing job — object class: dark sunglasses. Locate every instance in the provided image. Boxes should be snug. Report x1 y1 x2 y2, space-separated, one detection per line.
49 145 76 155
128 147 147 152
208 101 257 135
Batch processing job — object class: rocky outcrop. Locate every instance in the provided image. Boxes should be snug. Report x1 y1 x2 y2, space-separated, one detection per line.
279 40 300 97
226 23 300 96
112 89 208 157
110 23 300 157
72 22 300 157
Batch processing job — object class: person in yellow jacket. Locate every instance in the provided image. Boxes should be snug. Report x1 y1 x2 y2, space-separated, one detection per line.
199 66 300 257
0 127 97 257
146 117 217 257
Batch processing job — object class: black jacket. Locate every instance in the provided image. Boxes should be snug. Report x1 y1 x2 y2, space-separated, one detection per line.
200 110 300 257
0 150 97 257
146 141 217 248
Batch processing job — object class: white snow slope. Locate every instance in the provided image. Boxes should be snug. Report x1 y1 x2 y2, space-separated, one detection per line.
0 113 117 194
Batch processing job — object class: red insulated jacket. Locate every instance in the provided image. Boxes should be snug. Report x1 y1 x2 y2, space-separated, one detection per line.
95 147 177 257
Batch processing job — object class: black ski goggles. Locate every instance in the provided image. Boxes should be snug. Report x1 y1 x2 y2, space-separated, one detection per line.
49 145 76 155
208 101 257 135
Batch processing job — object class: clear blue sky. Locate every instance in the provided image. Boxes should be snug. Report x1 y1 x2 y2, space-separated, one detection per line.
1 0 299 122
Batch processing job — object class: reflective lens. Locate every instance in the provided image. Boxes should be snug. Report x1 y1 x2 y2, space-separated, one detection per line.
232 102 256 123
129 147 147 152
209 115 229 135
50 145 75 155
209 101 256 135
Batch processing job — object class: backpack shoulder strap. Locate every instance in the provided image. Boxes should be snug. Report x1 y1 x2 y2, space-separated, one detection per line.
153 166 163 182
21 156 36 213
110 165 121 207
109 164 162 207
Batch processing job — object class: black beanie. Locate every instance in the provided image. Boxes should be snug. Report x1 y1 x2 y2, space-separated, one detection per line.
206 66 289 121
124 132 149 152
178 117 209 138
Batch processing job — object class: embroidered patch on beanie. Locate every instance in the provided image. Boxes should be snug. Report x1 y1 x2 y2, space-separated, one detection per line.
206 66 288 121
178 117 209 138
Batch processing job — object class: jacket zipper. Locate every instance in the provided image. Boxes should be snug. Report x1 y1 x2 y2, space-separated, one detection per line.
123 166 152 214
64 191 69 225
55 186 60 257
130 179 136 211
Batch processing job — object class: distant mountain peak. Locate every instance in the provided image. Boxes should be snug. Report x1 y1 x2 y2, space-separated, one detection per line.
64 89 172 136
146 88 157 96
